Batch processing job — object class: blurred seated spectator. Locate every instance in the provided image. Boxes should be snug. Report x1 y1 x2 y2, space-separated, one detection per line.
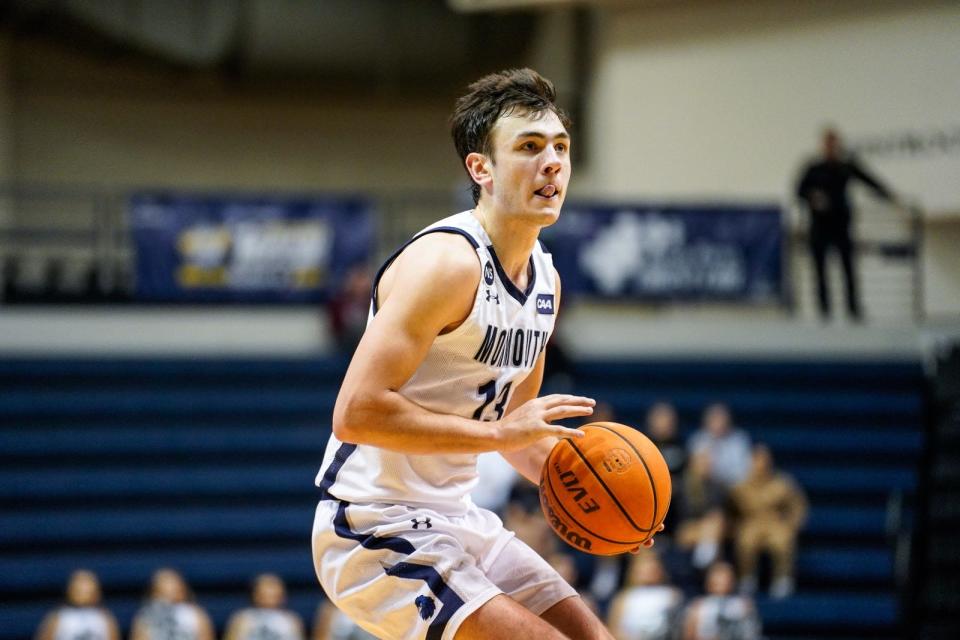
327 266 372 355
646 401 687 478
503 495 556 558
548 549 603 613
729 444 808 599
224 573 305 640
130 568 214 640
645 401 687 534
312 600 378 640
607 551 684 640
585 553 626 614
675 451 728 570
682 562 761 640
687 404 751 489
34 569 120 640
543 333 576 393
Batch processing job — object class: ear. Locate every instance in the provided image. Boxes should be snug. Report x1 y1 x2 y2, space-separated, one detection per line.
465 152 494 195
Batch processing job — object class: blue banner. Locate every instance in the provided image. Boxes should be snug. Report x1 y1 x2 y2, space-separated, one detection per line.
541 203 783 302
130 193 375 302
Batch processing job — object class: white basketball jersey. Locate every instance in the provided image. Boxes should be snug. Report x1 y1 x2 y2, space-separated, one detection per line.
138 602 201 639
53 607 110 640
316 211 558 515
233 608 302 640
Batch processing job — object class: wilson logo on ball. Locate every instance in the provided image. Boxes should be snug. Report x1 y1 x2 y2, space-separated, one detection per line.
553 463 601 514
539 484 593 551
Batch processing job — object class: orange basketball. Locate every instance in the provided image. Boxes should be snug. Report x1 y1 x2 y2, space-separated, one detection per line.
539 422 672 555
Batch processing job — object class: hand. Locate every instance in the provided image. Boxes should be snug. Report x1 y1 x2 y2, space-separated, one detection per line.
493 394 593 452
629 523 666 554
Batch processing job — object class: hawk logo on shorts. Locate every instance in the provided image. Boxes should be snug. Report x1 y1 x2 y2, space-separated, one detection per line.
411 517 432 530
483 261 495 285
415 595 436 620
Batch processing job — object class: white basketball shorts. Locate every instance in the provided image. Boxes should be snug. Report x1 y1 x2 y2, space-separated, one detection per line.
311 498 577 640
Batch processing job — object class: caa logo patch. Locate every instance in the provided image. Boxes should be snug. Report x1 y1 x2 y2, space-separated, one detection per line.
536 294 555 314
483 262 495 285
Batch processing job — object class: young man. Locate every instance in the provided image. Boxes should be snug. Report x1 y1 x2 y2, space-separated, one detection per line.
312 68 656 640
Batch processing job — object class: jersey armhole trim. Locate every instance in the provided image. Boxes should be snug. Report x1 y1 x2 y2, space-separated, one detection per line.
371 227 481 316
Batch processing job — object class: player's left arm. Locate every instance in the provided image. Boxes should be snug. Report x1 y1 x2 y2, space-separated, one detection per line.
500 349 555 484
500 268 563 484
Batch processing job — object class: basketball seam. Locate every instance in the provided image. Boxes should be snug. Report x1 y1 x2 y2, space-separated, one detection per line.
567 435 656 534
545 452 647 547
592 424 662 533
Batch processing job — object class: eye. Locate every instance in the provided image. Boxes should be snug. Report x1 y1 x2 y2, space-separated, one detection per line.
520 141 539 151
555 142 568 153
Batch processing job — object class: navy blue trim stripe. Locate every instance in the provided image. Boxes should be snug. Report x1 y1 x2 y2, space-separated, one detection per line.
333 501 416 554
371 226 481 315
487 244 537 305
317 443 357 501
326 499 466 639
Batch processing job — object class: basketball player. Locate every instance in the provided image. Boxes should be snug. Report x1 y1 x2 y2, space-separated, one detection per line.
312 68 660 640
34 570 120 640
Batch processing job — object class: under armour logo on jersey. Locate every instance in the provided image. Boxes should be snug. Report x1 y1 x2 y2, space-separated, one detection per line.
415 595 436 620
483 261 495 285
411 517 432 529
485 289 500 304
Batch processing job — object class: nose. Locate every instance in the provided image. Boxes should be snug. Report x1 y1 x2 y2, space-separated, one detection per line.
542 146 562 176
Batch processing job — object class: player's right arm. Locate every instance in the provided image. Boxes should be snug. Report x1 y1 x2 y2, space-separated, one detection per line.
332 233 590 455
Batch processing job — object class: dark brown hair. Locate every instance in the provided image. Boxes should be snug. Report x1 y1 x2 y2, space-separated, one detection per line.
450 68 571 204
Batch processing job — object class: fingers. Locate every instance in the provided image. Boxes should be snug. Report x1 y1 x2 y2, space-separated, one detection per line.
551 426 585 440
629 524 666 554
543 404 595 422
540 394 595 409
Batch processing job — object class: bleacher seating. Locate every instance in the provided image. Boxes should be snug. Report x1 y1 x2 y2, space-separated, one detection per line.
568 358 925 639
0 357 925 639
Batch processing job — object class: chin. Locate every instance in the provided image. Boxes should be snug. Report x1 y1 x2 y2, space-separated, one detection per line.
533 201 563 224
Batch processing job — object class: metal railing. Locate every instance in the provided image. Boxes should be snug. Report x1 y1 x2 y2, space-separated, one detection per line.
785 198 925 322
0 183 926 319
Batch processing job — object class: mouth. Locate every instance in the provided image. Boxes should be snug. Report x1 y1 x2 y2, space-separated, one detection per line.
534 184 560 199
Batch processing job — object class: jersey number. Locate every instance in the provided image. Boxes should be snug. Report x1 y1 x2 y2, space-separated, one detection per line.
473 380 513 421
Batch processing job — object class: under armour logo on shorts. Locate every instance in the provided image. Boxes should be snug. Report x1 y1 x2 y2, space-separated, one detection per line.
411 517 432 529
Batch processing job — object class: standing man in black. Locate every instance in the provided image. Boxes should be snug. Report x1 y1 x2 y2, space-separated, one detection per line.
796 128 898 321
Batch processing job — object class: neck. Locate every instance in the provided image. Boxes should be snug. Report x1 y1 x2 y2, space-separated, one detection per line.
472 202 540 282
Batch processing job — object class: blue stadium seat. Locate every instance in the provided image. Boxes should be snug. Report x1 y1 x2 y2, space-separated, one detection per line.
0 356 924 640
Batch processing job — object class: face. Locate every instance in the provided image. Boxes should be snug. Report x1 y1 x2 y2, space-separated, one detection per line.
704 404 731 437
66 570 101 607
647 403 677 440
628 554 665 586
752 446 773 476
706 563 735 595
151 569 188 603
822 130 841 160
468 109 571 225
253 574 285 608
